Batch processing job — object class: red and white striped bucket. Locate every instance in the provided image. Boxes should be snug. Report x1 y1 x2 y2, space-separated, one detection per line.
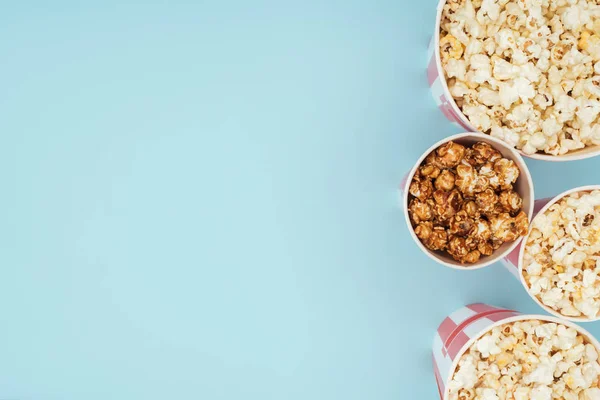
432 304 600 399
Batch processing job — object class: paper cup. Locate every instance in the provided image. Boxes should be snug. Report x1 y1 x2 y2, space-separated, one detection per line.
514 186 600 322
401 132 534 270
429 0 600 162
432 303 600 399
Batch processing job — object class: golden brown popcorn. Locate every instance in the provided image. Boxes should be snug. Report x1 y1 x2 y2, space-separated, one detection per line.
424 153 445 169
462 200 480 219
478 242 494 256
415 221 433 241
499 190 523 215
457 388 474 400
463 250 482 264
490 212 520 243
409 176 434 202
471 218 492 244
448 235 470 262
494 158 520 190
420 164 441 180
449 210 475 237
440 34 464 62
476 188 499 215
473 175 491 194
464 142 503 166
435 169 456 191
433 189 463 223
409 198 434 225
478 162 501 190
436 141 466 168
415 222 448 251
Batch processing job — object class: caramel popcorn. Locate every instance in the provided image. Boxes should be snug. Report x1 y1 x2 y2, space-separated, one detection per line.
409 141 529 264
448 319 600 400
440 0 600 156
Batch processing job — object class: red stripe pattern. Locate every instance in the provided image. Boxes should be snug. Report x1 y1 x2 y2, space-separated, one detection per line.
432 304 520 399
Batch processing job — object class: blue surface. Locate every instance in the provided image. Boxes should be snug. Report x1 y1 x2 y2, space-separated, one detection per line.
3 1 600 399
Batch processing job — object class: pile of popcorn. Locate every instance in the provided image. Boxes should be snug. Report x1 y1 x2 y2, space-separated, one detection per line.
440 0 600 156
448 319 600 400
522 190 600 319
408 141 529 264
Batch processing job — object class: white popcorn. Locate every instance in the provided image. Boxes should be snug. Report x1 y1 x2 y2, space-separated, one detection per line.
441 0 600 155
449 357 478 391
529 385 552 400
542 117 563 137
492 58 520 80
584 388 600 400
449 320 600 400
478 0 501 23
445 59 467 81
513 386 530 400
523 190 600 320
524 360 555 385
491 125 520 147
520 62 542 83
463 104 492 131
478 86 501 106
577 98 600 125
496 28 517 51
449 80 471 98
513 77 536 101
498 81 520 108
479 388 499 400
477 334 502 357
541 288 564 308
561 4 591 31
586 344 599 362
575 299 600 319
554 95 578 123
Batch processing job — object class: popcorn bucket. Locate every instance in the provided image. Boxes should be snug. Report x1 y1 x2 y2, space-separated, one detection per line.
429 0 600 161
432 303 600 399
400 132 534 270
503 185 600 322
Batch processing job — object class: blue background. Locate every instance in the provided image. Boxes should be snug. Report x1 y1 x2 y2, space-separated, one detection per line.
3 1 600 399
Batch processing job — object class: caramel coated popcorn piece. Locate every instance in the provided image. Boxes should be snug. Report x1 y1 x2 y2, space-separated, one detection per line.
456 164 477 196
433 189 463 224
490 212 520 243
464 142 502 166
435 169 456 191
462 200 480 219
415 222 448 251
436 141 466 168
449 210 475 237
476 188 499 215
419 164 441 180
448 235 470 262
409 175 434 202
494 159 519 190
499 190 523 215
408 198 434 225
